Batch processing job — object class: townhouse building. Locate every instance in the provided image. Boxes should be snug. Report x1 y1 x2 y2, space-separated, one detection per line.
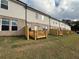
0 0 71 36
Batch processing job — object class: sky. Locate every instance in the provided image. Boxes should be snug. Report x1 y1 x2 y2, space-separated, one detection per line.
20 0 79 20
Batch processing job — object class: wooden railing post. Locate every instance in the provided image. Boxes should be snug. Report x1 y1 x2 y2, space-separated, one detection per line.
25 26 29 40
46 30 48 39
34 30 37 40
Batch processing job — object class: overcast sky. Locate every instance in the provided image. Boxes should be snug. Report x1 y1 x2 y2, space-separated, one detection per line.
20 0 79 20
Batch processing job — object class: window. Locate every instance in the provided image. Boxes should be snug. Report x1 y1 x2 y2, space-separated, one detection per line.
41 15 44 21
36 13 38 19
2 18 9 31
36 13 44 20
11 20 17 31
1 0 8 9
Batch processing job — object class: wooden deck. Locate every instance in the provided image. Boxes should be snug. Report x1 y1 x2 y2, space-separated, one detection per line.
49 29 63 36
25 26 71 40
29 30 48 40
49 29 73 36
25 26 48 40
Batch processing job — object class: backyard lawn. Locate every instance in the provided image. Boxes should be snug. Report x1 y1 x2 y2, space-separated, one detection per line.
0 34 79 59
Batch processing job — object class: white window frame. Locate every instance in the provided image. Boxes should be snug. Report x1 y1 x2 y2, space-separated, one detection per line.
1 0 8 6
0 18 2 31
2 19 9 25
36 13 39 19
36 13 44 20
41 15 44 21
11 19 18 31
2 18 10 31
0 0 1 7
1 0 8 10
11 20 17 26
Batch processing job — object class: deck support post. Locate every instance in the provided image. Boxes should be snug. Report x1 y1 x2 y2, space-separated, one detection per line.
27 26 29 40
34 31 37 40
45 30 48 39
25 26 29 40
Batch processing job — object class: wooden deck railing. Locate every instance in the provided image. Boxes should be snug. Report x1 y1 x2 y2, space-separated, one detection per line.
49 29 72 36
49 29 63 36
29 30 48 40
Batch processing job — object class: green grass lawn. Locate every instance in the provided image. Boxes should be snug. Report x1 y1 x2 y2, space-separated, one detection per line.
0 34 79 59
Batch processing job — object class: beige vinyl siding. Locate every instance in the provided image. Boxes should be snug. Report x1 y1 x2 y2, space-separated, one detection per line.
27 9 49 25
27 9 36 23
0 0 25 36
0 19 25 36
0 0 1 7
0 0 25 20
50 18 59 29
0 0 71 37
0 16 25 36
60 22 66 30
43 16 49 25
